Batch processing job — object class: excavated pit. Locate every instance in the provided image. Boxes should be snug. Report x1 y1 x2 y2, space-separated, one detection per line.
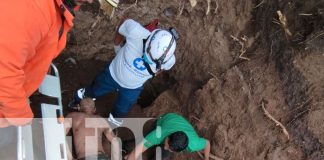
30 0 324 159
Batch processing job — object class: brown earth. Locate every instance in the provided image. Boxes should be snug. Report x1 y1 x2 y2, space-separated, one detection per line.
31 0 324 159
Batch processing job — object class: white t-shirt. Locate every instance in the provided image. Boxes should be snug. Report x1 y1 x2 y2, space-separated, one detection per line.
109 19 176 89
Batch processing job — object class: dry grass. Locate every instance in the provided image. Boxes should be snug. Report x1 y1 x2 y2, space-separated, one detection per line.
230 35 250 61
254 0 265 9
277 10 292 39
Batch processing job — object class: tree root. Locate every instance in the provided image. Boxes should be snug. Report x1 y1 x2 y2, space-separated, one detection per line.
206 0 211 15
214 0 219 13
277 10 292 40
261 100 290 140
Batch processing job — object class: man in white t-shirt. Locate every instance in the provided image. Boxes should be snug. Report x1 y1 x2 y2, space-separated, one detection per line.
69 19 177 126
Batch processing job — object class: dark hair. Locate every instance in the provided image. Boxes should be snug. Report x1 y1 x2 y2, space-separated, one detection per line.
168 131 188 152
97 155 110 160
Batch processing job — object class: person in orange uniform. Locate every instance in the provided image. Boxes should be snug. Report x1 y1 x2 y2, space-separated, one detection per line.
0 0 118 127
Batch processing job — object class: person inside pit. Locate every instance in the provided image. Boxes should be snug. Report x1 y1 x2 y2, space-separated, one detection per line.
69 18 179 127
64 98 119 160
125 113 211 160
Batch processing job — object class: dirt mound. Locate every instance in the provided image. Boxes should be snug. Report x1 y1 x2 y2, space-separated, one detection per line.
146 54 305 160
252 0 324 159
144 0 324 159
44 0 324 159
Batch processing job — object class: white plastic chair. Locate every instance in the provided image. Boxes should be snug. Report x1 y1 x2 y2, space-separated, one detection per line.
17 125 34 160
16 63 66 160
38 63 67 160
38 63 62 108
41 104 67 160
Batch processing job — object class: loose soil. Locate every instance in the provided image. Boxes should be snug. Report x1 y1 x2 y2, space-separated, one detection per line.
30 0 324 159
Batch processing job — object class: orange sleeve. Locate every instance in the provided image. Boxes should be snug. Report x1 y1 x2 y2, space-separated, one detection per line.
0 38 34 127
0 1 42 127
0 49 34 128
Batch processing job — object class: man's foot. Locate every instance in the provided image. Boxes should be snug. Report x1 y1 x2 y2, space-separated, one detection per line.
108 113 123 128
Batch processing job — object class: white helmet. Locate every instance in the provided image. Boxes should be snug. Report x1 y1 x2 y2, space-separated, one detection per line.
144 29 176 70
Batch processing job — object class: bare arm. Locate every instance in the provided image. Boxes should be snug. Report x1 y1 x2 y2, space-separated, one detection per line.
114 31 124 46
204 140 211 160
108 132 122 160
103 128 114 142
101 116 114 142
64 117 72 134
102 116 125 160
114 18 126 45
64 115 73 160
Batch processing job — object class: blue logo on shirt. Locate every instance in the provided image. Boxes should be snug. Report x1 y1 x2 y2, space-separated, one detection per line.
133 58 146 71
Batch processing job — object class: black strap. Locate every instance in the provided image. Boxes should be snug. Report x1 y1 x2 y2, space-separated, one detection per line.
142 57 155 77
59 1 77 40
58 4 66 40
146 30 175 70
58 14 65 40
155 34 175 66
63 0 76 15
142 39 155 77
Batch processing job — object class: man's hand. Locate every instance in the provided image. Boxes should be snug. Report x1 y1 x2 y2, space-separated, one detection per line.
204 140 211 160
114 18 127 46
124 150 135 160
124 142 146 160
67 146 74 160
